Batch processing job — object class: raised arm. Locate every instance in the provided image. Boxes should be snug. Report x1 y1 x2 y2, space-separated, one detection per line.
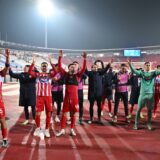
28 57 38 78
58 50 67 75
0 48 10 77
77 52 87 77
9 68 21 79
99 59 113 75
127 58 142 77
48 54 57 77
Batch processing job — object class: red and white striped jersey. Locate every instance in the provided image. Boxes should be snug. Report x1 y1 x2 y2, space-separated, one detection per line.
28 63 57 97
36 73 52 97
155 75 160 93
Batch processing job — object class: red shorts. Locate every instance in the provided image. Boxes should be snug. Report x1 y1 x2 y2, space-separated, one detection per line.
0 98 5 118
62 96 78 113
36 96 53 112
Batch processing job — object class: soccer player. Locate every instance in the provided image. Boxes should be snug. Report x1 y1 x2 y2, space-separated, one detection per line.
73 61 87 124
50 64 64 123
128 59 160 130
0 48 10 147
28 56 56 139
112 64 130 123
9 65 36 125
153 65 160 118
56 50 87 137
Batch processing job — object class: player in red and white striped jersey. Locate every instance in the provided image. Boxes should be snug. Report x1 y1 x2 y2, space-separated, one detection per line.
28 56 56 139
0 48 10 147
153 65 160 118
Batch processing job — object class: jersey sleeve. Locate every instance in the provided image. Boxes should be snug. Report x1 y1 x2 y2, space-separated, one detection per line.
129 63 142 77
58 56 67 75
28 63 39 78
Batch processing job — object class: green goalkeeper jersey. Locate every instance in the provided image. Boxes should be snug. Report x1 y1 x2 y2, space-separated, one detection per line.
129 64 160 94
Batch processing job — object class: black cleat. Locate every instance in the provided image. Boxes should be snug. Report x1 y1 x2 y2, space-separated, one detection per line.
2 139 9 148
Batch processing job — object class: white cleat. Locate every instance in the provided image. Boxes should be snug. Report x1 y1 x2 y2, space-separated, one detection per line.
56 129 65 137
22 120 29 125
101 111 104 116
108 112 113 118
112 116 117 123
70 129 76 136
44 129 51 138
88 120 92 124
33 128 41 136
55 116 60 123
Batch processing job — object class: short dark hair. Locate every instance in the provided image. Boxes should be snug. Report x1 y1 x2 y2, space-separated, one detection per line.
25 65 30 67
94 60 104 69
121 63 126 67
157 65 160 68
73 61 79 64
144 62 150 65
68 63 74 68
41 62 48 66
55 63 58 67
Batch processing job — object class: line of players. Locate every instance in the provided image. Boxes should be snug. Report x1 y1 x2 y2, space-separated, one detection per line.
0 49 160 147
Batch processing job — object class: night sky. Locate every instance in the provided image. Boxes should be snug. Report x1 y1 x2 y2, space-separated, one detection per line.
0 0 160 49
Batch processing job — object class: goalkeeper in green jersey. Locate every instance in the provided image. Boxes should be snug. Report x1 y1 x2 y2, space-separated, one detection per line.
128 59 160 130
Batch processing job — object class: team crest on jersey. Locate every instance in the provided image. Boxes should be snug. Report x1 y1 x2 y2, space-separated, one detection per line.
39 76 50 83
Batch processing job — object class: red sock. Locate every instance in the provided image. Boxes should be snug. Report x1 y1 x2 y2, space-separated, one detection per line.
101 98 105 111
61 115 66 129
2 128 7 139
35 115 40 128
46 112 51 129
108 101 112 112
71 115 76 129
130 105 134 114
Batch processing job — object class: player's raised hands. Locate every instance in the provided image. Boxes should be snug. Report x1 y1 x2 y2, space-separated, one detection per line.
82 52 87 58
109 58 113 64
32 56 36 64
59 50 63 57
48 54 52 64
5 48 10 58
127 58 131 63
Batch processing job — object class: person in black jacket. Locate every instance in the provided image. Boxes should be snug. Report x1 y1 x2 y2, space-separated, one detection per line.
9 65 36 125
85 60 112 124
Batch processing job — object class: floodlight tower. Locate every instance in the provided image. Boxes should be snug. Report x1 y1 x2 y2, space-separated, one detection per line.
38 0 54 48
